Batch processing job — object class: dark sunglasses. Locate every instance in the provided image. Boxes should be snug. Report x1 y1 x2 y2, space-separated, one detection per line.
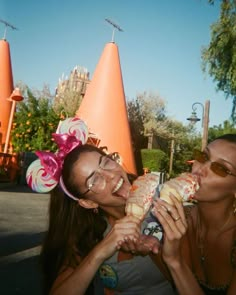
193 149 236 178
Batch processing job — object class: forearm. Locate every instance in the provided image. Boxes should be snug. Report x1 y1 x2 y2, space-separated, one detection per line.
150 252 173 282
166 260 204 295
50 244 105 295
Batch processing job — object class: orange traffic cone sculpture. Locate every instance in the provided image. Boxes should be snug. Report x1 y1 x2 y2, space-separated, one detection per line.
0 39 14 152
76 42 137 174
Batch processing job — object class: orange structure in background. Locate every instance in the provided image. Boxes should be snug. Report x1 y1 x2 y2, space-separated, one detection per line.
0 38 22 182
76 42 137 174
0 39 14 151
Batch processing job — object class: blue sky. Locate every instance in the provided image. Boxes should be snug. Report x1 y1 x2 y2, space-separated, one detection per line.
1 0 233 129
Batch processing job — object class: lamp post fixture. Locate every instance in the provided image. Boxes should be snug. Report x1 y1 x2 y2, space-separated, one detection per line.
3 88 24 154
187 100 210 151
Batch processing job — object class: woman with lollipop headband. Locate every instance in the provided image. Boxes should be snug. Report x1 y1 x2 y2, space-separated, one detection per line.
26 117 176 295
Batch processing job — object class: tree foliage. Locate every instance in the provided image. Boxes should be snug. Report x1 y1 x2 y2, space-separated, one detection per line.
202 0 236 121
141 149 168 172
11 88 60 152
53 88 83 117
127 91 202 175
208 119 236 141
53 67 89 117
127 91 169 142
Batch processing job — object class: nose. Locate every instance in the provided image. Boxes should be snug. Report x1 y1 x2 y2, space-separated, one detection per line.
192 160 210 176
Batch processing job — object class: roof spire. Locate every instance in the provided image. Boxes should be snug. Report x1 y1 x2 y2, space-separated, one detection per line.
105 18 123 42
0 19 18 40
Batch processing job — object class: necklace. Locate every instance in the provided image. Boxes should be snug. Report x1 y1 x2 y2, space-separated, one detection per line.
195 209 233 284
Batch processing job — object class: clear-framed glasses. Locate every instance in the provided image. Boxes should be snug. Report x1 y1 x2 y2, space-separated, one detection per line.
79 153 120 196
193 149 236 178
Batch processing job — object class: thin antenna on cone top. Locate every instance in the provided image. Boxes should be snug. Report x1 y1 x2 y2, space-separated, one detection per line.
105 18 123 42
0 19 18 40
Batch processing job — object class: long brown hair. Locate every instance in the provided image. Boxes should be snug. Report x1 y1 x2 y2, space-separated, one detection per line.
40 144 108 294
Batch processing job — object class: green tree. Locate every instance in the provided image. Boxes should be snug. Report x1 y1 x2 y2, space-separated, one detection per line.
11 88 60 152
208 119 236 142
127 91 169 174
127 91 169 144
127 91 201 175
202 0 236 122
53 88 83 117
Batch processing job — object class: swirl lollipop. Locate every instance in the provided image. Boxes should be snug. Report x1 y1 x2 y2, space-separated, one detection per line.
26 159 57 193
56 117 88 144
26 117 89 194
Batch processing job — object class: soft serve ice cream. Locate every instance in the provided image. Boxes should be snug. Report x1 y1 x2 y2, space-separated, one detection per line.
159 172 199 205
125 173 159 220
125 172 199 241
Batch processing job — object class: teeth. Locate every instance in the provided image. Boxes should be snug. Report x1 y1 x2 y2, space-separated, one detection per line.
112 178 124 193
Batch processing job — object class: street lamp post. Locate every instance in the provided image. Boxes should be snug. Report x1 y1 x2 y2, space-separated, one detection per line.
187 100 210 151
3 88 24 154
169 138 175 176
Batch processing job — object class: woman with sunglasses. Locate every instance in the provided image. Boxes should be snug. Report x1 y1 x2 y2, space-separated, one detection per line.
152 134 236 295
28 117 176 295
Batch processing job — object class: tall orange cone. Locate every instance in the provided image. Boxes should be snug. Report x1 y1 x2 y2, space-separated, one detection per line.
0 39 14 152
76 42 137 174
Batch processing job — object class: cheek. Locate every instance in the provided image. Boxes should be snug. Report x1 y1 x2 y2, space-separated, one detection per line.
196 178 235 200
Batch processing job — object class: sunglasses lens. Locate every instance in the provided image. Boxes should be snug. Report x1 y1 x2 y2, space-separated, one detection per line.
87 173 106 193
194 150 208 163
210 162 228 177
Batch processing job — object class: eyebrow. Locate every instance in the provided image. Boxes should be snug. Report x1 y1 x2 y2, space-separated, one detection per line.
84 154 104 183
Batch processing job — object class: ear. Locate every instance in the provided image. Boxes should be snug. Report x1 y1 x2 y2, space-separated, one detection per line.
78 198 98 209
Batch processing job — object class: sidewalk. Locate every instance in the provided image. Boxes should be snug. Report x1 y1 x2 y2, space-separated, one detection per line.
0 183 49 295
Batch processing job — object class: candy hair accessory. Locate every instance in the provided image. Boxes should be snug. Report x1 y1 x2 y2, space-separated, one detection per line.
26 117 88 199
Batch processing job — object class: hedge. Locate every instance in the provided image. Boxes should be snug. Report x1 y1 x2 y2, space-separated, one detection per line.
141 149 168 172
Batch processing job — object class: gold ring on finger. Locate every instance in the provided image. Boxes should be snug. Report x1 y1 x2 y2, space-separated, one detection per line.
174 216 181 222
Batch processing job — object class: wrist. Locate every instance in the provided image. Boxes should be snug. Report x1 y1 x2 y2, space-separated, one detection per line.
164 257 183 272
90 244 108 265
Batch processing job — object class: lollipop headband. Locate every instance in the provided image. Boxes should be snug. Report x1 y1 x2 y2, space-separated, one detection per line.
26 117 88 200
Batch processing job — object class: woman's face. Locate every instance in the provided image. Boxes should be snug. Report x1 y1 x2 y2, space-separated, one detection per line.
192 139 236 202
72 151 131 207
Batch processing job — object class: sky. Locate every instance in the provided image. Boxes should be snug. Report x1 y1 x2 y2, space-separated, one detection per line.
1 0 234 130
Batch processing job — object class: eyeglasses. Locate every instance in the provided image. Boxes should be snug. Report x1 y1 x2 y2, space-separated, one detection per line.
193 149 236 178
79 153 119 196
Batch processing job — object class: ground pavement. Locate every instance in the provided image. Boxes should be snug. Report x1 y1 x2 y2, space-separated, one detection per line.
0 183 49 295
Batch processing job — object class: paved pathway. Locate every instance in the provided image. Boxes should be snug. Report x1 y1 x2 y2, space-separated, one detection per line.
0 184 49 295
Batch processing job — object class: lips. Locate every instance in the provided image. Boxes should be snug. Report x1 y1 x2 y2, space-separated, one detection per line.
112 177 130 199
112 178 124 193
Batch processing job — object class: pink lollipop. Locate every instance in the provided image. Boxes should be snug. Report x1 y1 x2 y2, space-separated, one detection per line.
26 117 89 194
26 159 57 193
56 117 88 144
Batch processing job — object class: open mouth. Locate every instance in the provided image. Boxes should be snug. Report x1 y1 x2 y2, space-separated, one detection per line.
112 178 124 193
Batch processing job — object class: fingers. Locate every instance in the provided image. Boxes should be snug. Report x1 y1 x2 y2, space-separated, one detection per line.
112 216 141 248
169 194 187 228
123 239 137 254
121 235 160 255
139 235 160 254
152 197 187 239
